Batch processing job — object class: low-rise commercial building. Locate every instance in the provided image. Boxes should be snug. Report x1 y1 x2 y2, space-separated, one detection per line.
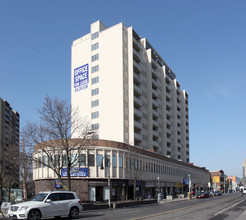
33 139 210 201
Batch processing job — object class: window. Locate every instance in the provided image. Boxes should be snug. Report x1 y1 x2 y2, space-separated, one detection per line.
97 155 103 167
92 65 99 73
33 161 37 169
91 99 99 107
105 155 110 167
38 156 42 168
66 193 75 200
92 76 99 84
112 155 117 168
48 156 53 167
47 193 59 201
55 155 60 166
91 111 99 119
43 155 48 166
92 32 99 39
119 156 123 168
79 154 86 166
71 154 77 166
91 43 99 51
92 54 99 62
91 123 99 130
59 193 67 201
91 88 99 96
62 154 67 166
88 154 95 166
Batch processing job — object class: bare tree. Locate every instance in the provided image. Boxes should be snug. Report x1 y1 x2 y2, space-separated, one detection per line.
19 140 34 201
22 96 95 191
0 139 20 201
125 146 147 200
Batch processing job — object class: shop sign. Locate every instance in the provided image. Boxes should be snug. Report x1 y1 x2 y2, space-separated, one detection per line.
183 178 189 185
55 179 62 189
74 64 89 92
145 181 155 187
166 182 175 187
61 167 88 177
175 182 183 187
213 176 220 183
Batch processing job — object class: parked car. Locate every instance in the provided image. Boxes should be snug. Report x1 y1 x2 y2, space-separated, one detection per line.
214 190 222 196
208 191 214 197
8 191 83 220
243 188 246 194
196 191 210 199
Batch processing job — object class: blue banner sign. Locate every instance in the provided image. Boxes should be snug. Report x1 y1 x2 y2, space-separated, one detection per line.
183 178 189 185
74 64 89 92
61 168 89 177
55 179 62 189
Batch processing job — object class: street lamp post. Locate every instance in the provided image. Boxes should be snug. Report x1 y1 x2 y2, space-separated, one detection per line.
157 177 160 202
188 174 191 193
100 157 111 209
224 175 226 194
157 177 160 193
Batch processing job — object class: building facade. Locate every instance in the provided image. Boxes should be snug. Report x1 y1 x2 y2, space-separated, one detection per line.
71 20 189 163
243 159 246 185
33 140 209 202
210 170 226 192
0 98 20 187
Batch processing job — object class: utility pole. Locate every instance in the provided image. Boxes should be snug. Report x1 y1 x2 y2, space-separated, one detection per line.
22 140 27 201
100 157 110 209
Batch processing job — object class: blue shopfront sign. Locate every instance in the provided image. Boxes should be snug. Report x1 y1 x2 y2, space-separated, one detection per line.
74 64 89 92
183 178 189 185
61 168 88 177
55 179 62 189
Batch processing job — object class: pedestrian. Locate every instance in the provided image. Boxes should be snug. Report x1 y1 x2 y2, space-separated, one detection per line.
241 188 243 197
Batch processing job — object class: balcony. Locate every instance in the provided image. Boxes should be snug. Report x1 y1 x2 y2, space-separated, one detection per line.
152 68 158 80
134 96 141 108
134 72 141 85
152 109 158 119
152 62 157 70
133 39 141 52
133 84 141 96
133 50 141 63
166 137 172 143
153 130 159 138
152 79 158 89
133 60 141 74
152 88 158 99
152 101 158 110
134 108 142 118
176 101 181 109
134 120 142 130
152 98 158 108
134 132 142 141
166 92 171 100
153 119 159 127
153 140 159 148
166 101 171 109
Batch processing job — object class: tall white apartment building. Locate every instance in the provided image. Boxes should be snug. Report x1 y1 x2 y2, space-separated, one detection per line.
71 20 189 163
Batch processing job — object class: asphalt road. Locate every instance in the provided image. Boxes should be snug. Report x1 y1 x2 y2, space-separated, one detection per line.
79 192 246 220
3 192 246 220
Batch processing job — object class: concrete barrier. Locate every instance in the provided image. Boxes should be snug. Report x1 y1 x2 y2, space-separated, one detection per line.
82 199 157 211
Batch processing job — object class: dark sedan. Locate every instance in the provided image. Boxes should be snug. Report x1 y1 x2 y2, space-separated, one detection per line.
196 191 210 199
214 190 222 196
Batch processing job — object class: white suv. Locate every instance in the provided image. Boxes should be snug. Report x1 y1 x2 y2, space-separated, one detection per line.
8 191 83 220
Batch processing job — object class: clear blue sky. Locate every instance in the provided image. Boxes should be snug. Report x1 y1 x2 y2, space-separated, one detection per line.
1 0 245 178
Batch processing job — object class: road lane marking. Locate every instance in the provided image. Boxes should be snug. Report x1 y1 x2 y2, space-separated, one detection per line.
214 198 246 216
131 196 242 220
